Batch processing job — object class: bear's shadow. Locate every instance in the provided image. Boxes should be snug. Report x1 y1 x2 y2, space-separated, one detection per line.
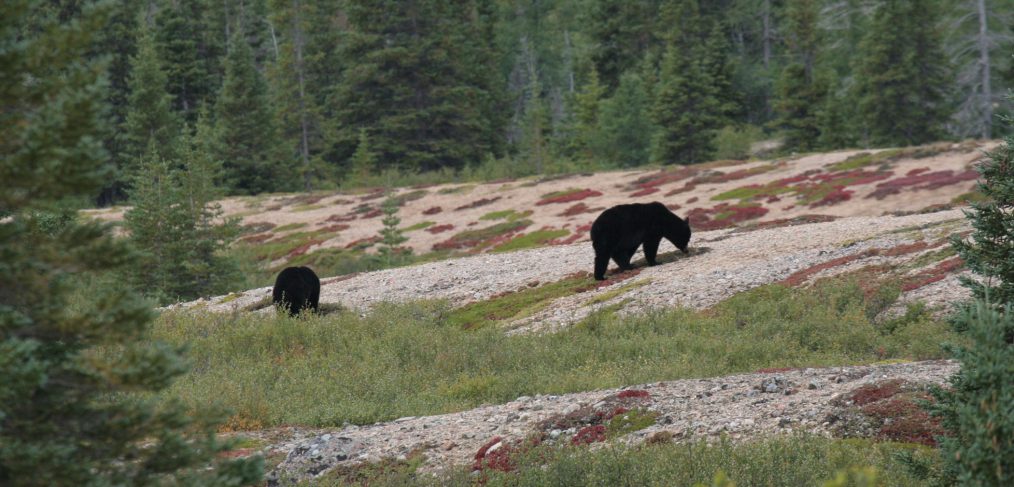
628 246 711 269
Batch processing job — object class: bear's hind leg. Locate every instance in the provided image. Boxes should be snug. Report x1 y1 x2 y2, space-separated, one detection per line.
594 251 610 280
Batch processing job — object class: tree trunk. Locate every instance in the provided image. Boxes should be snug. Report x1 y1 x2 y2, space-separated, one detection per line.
762 0 772 70
293 0 312 191
976 0 992 139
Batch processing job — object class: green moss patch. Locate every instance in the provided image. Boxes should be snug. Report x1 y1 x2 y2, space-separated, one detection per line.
274 222 308 232
432 219 533 251
446 273 594 329
491 229 570 253
585 279 651 306
480 209 532 222
403 221 435 232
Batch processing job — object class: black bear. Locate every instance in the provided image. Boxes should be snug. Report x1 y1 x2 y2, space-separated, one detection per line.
272 266 321 316
590 202 691 280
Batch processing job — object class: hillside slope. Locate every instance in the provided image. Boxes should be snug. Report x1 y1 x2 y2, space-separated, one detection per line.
86 142 988 273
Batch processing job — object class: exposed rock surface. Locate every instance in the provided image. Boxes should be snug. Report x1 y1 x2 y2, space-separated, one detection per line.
175 209 972 332
263 360 957 484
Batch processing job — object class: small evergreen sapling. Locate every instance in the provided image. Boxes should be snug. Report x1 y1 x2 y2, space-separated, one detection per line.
378 192 410 267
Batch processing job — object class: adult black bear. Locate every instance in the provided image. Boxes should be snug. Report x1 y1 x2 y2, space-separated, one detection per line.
272 266 320 316
590 202 691 280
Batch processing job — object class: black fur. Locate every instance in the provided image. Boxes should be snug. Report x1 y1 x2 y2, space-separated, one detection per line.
272 266 320 316
590 202 692 280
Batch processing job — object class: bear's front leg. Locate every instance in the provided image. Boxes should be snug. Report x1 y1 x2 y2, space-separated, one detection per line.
643 237 661 266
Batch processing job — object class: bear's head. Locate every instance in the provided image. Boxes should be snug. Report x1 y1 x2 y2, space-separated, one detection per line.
666 216 691 254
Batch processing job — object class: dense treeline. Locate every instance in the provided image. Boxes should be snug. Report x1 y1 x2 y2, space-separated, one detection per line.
75 0 1014 201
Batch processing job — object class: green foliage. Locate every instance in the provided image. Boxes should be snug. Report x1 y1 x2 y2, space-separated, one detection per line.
216 29 286 195
714 124 763 160
154 0 220 123
347 437 934 486
124 133 242 305
333 0 501 173
651 0 733 165
268 0 330 191
492 229 569 253
347 128 377 187
772 0 827 152
931 301 1014 486
121 21 181 175
951 126 1014 306
853 0 953 147
378 193 410 266
0 2 260 484
599 71 657 167
153 278 956 427
934 112 1014 485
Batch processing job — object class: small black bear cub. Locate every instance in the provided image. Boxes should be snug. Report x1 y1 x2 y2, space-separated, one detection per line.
590 202 691 280
272 266 320 316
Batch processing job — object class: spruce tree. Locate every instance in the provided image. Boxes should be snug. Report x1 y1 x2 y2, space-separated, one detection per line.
951 112 1014 307
651 0 732 165
772 0 827 151
155 0 219 123
269 0 328 191
853 0 953 147
347 128 377 187
95 0 142 206
121 21 181 176
599 72 656 167
589 0 664 92
928 103 1014 486
216 29 286 194
0 1 260 484
377 193 410 268
125 133 241 304
334 0 500 173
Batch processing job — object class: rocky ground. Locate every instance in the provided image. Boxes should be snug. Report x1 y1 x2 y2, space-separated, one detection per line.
259 360 957 484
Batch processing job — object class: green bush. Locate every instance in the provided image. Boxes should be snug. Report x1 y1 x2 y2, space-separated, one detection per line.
714 125 764 160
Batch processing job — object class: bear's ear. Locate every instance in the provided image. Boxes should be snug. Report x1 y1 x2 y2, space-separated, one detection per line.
685 215 691 228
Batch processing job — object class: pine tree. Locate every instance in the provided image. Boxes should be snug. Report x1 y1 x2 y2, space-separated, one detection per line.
930 300 1014 486
216 29 286 194
951 112 1014 306
269 0 328 191
853 0 953 147
929 103 1014 486
95 0 143 206
599 72 656 167
155 0 220 123
121 21 181 177
772 0 827 151
589 0 664 92
0 1 260 483
651 0 733 164
347 128 377 187
333 0 500 173
377 192 409 267
125 135 241 304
